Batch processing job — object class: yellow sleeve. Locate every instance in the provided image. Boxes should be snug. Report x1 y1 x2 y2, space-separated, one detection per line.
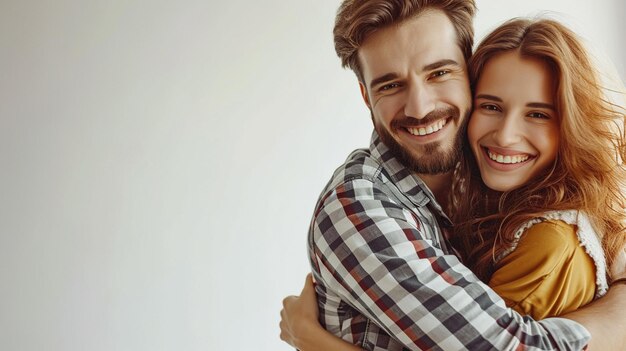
488 220 597 320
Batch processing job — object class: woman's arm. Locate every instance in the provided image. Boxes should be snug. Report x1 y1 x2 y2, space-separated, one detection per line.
280 274 363 351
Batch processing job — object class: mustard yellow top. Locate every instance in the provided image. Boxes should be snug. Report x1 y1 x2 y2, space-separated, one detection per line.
488 220 597 320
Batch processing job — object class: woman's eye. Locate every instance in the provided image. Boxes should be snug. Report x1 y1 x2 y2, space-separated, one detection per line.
481 104 500 112
528 112 550 119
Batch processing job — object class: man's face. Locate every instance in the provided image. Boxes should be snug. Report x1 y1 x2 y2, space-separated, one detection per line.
357 10 472 174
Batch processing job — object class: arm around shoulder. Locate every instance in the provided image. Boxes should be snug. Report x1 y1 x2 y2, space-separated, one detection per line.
312 180 590 350
562 283 626 350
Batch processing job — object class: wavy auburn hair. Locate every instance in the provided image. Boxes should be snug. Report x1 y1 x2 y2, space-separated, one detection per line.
451 18 626 282
333 0 476 83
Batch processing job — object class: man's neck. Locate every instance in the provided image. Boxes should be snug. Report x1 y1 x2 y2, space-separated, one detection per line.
417 172 452 210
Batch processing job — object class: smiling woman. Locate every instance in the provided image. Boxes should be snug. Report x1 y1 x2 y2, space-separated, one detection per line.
468 50 560 192
451 18 626 315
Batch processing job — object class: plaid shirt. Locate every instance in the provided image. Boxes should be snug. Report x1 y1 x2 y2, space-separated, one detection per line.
308 130 590 351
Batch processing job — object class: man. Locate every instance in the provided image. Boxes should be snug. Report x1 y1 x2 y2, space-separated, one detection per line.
294 0 626 350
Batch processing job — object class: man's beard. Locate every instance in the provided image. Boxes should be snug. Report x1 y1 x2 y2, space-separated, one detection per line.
376 106 469 175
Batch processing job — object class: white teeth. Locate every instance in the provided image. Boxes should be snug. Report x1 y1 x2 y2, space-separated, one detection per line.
487 149 530 164
407 119 447 136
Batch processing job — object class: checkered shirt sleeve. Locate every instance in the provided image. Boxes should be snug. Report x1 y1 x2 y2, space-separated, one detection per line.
309 175 591 350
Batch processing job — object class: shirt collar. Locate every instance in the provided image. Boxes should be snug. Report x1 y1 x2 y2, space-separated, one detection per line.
369 130 451 223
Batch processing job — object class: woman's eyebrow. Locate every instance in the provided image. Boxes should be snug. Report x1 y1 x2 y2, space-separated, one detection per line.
527 102 555 110
475 94 556 111
475 94 502 102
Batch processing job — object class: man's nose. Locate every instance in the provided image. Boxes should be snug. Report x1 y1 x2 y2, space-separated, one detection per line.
404 82 435 120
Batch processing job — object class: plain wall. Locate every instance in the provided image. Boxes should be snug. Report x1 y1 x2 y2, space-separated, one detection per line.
0 1 623 350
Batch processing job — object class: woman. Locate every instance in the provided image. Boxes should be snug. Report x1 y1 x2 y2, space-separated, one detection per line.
279 18 626 350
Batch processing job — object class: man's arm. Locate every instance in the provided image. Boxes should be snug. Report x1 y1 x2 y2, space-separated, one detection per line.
563 283 626 350
312 179 591 350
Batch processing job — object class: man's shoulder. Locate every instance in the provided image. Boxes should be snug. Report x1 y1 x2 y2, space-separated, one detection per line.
308 147 392 219
325 147 386 190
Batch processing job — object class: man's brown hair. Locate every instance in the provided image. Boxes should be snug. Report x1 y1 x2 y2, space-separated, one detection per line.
334 0 477 82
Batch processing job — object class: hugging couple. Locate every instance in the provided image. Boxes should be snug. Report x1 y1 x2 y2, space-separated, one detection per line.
280 1 626 350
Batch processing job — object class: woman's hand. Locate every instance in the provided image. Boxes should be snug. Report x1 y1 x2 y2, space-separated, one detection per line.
279 273 320 349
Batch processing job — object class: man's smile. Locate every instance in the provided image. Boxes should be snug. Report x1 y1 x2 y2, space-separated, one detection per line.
405 118 448 136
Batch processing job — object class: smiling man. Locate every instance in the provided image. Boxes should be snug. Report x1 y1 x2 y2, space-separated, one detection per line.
299 0 626 350
359 10 470 180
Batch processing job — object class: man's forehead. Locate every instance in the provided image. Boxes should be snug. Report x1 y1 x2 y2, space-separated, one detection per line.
356 10 463 84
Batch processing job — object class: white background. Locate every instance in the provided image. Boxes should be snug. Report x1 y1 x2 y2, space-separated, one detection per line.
1 1 624 350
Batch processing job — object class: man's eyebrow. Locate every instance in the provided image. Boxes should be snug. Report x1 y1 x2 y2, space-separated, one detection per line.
369 73 399 89
475 94 502 102
368 60 461 89
527 102 556 110
423 59 460 72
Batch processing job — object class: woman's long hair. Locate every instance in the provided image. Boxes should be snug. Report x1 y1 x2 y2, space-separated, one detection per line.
450 18 626 282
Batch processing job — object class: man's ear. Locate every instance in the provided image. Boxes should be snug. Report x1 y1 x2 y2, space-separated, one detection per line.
359 82 371 109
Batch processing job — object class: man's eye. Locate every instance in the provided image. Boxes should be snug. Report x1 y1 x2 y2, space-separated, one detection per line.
380 83 400 91
430 70 450 78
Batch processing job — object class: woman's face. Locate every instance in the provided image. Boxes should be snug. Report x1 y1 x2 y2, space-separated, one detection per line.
468 51 560 192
